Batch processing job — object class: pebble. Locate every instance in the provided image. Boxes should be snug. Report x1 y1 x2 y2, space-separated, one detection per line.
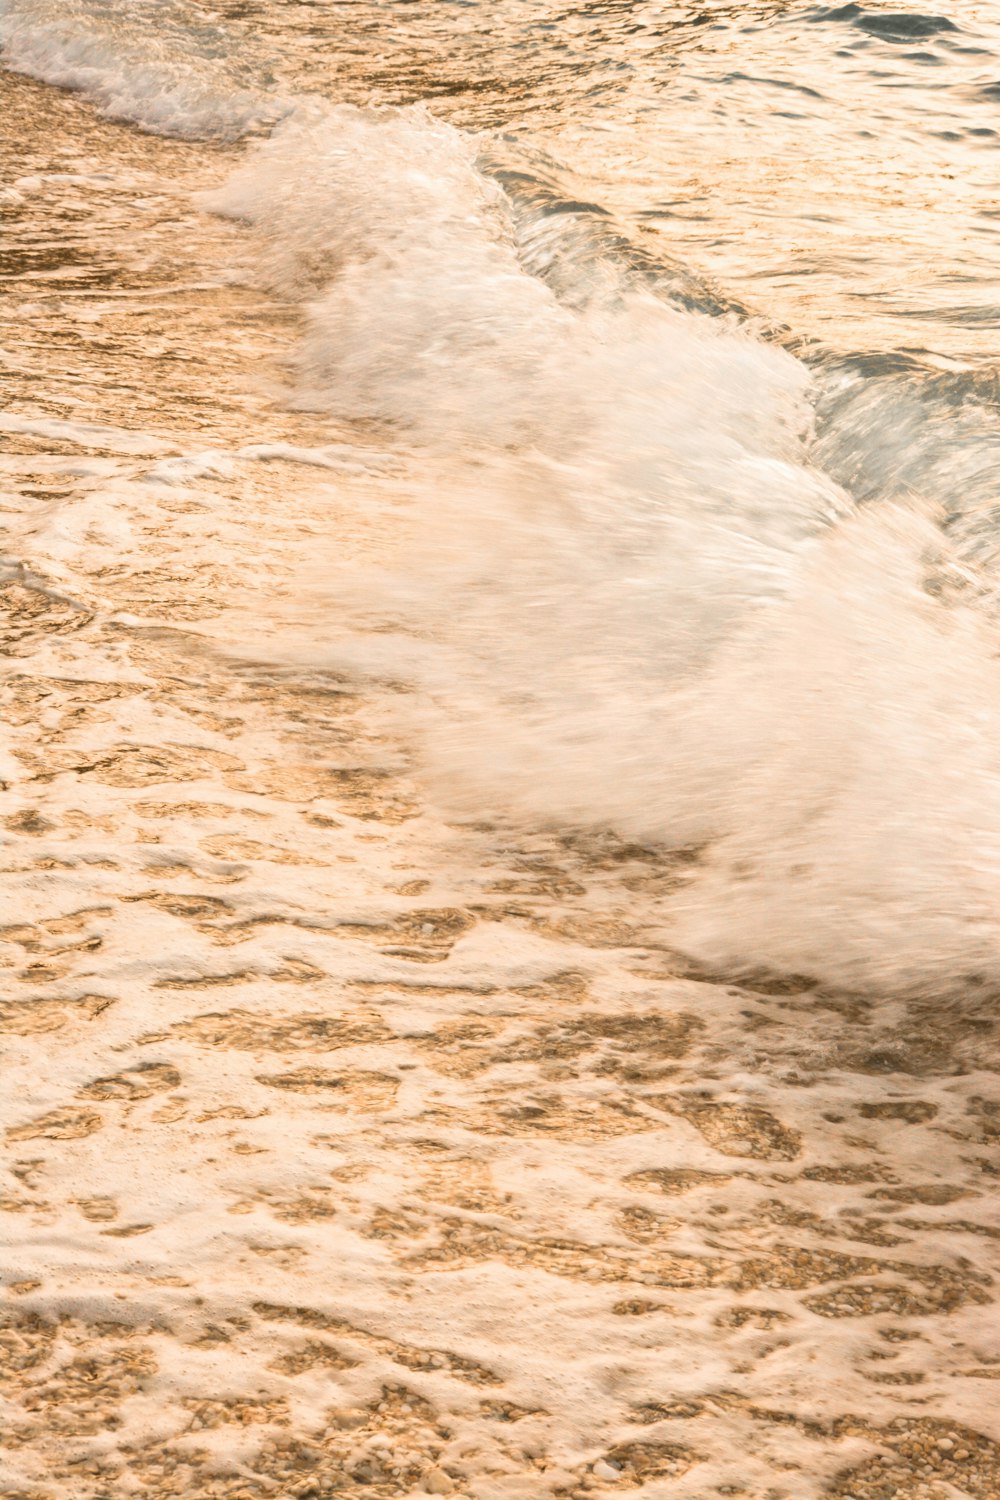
592 1459 624 1481
936 1438 954 1452
423 1467 456 1495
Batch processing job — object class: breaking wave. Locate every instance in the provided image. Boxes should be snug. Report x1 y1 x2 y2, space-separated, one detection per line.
212 104 1000 994
0 0 282 137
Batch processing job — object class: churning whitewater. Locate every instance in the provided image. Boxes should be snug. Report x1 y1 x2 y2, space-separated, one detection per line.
207 102 1000 995
7 0 1000 991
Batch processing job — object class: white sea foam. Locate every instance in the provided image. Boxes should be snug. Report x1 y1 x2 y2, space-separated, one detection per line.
0 411 172 454
217 104 1000 995
0 0 282 137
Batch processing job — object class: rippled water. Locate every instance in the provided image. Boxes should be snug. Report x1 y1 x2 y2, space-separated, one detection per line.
8 1 1000 351
225 0 1000 362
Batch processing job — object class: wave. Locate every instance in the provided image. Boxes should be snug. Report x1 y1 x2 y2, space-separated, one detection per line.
0 0 283 138
211 103 1000 995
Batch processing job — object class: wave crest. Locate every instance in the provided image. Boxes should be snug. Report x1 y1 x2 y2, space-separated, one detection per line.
216 104 1000 995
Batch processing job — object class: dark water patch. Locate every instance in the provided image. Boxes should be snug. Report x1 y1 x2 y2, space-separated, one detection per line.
900 303 1000 327
720 71 824 98
810 5 961 42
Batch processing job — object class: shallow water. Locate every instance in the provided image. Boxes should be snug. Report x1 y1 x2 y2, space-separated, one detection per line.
3 4 1000 1498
